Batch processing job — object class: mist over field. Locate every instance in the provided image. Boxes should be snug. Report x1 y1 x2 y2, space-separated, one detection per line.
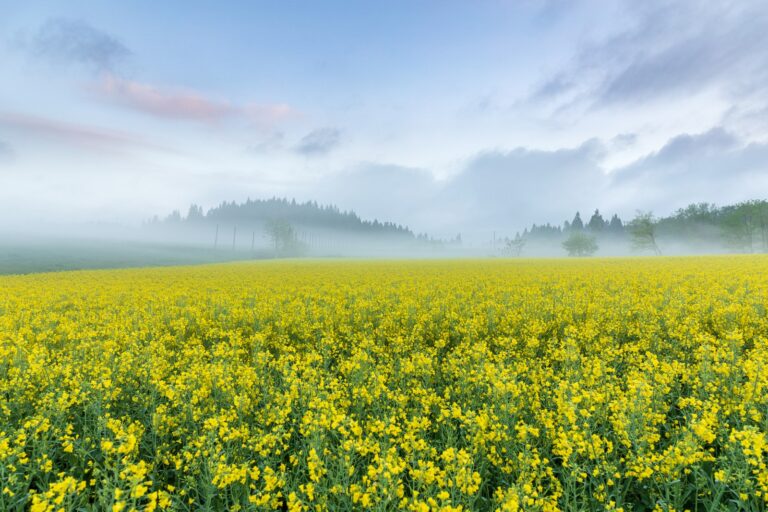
2 0 768 270
5 4 768 511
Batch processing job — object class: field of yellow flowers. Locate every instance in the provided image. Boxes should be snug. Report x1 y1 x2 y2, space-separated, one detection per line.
1 257 767 511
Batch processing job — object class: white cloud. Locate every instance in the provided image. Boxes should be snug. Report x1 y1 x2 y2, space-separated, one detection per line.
0 139 14 162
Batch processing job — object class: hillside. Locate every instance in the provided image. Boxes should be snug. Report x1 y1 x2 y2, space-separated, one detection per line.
150 198 416 238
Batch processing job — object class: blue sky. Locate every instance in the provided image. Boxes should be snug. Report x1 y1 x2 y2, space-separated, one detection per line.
1 0 767 237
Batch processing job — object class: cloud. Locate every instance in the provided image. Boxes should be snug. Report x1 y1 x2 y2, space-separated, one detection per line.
601 18 765 104
0 139 14 162
610 133 637 150
612 127 739 188
610 127 768 210
295 127 341 155
248 131 285 154
531 74 575 101
301 141 608 236
438 140 607 230
0 111 173 154
92 74 299 126
95 74 234 122
531 1 768 108
440 128 767 233
626 128 738 170
297 162 438 232
27 18 130 71
307 128 767 236
243 105 298 126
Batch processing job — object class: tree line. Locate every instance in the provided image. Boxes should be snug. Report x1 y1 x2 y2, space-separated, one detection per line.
146 198 462 257
149 197 417 238
504 200 768 257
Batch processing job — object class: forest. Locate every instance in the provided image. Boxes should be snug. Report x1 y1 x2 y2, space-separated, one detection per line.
150 198 416 237
505 200 768 257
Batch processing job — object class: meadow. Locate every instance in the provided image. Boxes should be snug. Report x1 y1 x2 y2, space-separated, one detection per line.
1 257 767 511
0 240 259 275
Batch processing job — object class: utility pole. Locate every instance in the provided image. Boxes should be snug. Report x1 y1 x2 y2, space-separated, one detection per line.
251 231 255 252
232 225 237 250
214 224 219 249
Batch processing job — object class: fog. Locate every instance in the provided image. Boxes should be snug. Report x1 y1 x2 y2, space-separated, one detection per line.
3 200 765 275
2 1 768 273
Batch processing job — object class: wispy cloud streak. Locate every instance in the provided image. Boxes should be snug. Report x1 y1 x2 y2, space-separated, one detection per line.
93 74 299 126
0 111 174 154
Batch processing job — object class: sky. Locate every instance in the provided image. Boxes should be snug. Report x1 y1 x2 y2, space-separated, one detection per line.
1 0 767 238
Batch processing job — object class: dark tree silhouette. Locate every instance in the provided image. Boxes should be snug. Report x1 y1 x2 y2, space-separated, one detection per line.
570 212 584 231
157 197 417 238
587 209 606 232
608 214 624 234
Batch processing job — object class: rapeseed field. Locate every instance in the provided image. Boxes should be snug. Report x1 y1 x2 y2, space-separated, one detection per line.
1 257 767 511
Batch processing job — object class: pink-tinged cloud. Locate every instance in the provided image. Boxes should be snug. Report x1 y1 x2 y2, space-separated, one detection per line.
94 74 300 125
97 74 235 121
243 103 299 125
0 111 174 154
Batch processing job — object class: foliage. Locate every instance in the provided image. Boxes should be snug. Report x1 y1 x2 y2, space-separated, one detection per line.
503 233 527 257
586 209 605 232
651 200 768 252
628 211 662 255
608 213 624 233
514 200 768 254
153 197 416 238
2 258 768 511
264 219 306 257
569 212 584 231
719 200 768 253
525 224 562 239
520 210 625 244
562 231 598 257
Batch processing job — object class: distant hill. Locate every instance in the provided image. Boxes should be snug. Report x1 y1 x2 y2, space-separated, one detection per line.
145 198 463 257
149 197 417 238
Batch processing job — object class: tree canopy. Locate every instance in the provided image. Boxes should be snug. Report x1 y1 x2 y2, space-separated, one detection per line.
151 197 416 238
562 232 598 257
